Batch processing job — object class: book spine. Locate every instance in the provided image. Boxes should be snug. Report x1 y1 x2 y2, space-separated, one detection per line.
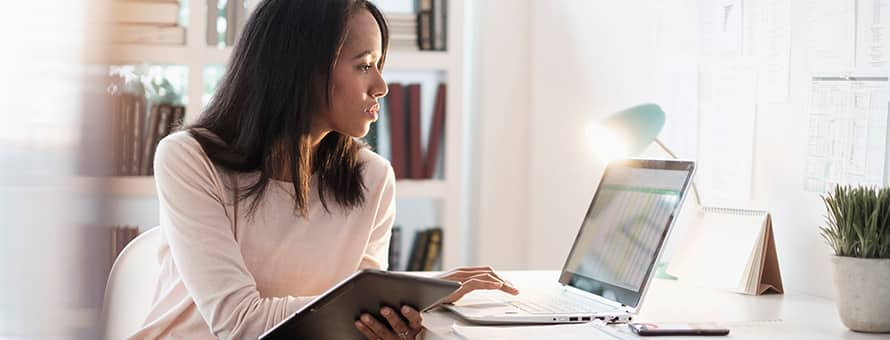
387 84 407 179
424 84 446 179
407 84 423 179
120 95 133 175
407 229 430 271
388 226 402 271
140 104 161 175
432 0 447 50
150 104 173 175
131 96 146 176
422 228 442 271
416 11 432 50
171 105 186 132
110 95 123 175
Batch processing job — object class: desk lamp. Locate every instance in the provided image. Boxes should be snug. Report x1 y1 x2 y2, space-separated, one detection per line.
587 103 701 205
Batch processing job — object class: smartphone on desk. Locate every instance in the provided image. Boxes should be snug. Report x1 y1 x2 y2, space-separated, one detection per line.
628 322 730 336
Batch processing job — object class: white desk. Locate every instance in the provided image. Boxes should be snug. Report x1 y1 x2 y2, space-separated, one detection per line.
418 271 889 340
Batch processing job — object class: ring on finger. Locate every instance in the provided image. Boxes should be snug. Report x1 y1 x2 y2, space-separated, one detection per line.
398 330 409 340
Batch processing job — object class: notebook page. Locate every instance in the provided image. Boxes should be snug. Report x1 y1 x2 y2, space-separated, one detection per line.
667 208 768 292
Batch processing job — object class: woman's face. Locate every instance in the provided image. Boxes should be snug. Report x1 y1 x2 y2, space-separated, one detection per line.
316 9 388 138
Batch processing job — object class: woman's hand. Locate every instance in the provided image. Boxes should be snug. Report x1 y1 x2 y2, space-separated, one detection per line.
436 266 520 304
355 305 424 340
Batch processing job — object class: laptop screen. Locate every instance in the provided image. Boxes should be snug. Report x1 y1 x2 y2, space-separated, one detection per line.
559 159 695 308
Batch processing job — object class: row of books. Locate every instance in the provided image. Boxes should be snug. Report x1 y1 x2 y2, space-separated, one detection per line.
112 0 185 45
382 0 447 51
388 226 443 271
111 94 185 176
370 83 446 179
417 0 447 51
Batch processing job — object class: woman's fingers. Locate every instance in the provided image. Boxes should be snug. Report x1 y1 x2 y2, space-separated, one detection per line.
354 318 380 340
443 275 510 303
400 305 423 329
439 266 519 294
357 313 393 340
462 272 520 295
380 307 410 337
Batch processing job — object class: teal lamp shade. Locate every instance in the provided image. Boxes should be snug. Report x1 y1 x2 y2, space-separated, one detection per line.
592 103 666 158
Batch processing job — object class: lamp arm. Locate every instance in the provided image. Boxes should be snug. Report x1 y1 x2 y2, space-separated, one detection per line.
653 138 702 207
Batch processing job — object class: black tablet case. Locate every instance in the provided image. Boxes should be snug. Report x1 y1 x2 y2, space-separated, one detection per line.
260 269 459 339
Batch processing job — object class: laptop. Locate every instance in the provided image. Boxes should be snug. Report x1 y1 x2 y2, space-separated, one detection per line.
444 158 696 324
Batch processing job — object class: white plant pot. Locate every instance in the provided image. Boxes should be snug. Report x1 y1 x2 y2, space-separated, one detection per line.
831 256 890 333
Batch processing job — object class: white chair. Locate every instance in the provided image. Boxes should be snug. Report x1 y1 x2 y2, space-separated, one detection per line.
101 226 161 340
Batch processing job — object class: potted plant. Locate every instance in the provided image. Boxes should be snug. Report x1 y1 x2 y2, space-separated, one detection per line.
820 185 890 333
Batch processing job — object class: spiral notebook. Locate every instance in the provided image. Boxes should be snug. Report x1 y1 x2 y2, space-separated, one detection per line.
667 207 784 295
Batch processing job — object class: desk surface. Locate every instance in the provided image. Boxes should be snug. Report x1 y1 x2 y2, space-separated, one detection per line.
418 271 889 340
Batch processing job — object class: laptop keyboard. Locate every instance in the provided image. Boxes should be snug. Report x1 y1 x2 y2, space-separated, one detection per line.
508 292 614 314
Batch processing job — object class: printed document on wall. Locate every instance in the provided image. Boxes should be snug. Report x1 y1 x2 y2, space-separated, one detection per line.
804 0 855 72
856 0 890 72
698 59 758 205
804 76 890 192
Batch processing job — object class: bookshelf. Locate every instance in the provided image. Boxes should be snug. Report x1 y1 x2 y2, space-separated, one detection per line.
93 0 468 269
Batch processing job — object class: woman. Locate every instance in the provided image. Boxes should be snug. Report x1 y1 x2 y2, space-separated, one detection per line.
129 0 518 339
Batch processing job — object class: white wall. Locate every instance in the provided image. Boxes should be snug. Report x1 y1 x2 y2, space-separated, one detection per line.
469 0 861 298
464 0 532 269
525 0 701 271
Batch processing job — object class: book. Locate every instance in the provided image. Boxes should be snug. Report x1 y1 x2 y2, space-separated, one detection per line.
110 94 124 175
424 84 446 179
130 95 146 175
407 229 430 271
387 226 402 271
120 94 133 175
667 207 784 295
416 0 433 50
140 104 161 175
416 11 433 50
171 105 186 132
148 104 173 175
112 1 180 25
386 84 407 179
113 24 186 45
432 0 447 50
422 227 442 271
406 84 423 179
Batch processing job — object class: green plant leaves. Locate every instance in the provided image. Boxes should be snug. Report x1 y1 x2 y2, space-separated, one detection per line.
820 185 890 259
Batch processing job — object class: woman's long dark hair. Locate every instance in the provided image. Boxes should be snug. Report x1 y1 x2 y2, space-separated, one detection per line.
188 0 389 218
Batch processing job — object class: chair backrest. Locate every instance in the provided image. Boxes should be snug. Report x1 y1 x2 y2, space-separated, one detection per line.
101 226 161 340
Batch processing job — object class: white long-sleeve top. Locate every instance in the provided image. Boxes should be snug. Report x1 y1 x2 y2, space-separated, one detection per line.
129 131 396 339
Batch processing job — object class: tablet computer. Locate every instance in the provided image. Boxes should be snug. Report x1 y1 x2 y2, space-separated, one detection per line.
259 269 460 339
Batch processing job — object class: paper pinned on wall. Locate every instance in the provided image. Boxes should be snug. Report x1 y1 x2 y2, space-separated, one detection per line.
803 75 890 193
700 0 743 58
743 0 791 102
803 0 855 72
856 0 890 72
697 59 758 206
